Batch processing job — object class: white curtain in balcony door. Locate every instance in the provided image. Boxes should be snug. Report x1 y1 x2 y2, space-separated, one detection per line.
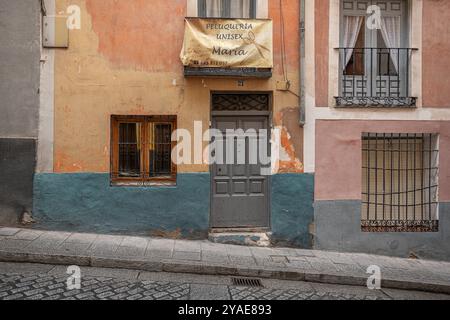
230 0 251 18
342 16 363 71
380 16 401 73
206 0 222 17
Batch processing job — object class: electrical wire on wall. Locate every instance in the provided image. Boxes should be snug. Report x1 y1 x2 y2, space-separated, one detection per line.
279 0 300 99
279 0 288 84
40 0 47 16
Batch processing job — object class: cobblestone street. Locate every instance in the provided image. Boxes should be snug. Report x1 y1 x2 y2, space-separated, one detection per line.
1 262 449 300
0 272 190 300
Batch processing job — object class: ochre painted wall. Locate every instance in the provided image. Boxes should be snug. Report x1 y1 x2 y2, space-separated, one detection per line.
315 120 450 201
53 0 303 174
422 0 450 108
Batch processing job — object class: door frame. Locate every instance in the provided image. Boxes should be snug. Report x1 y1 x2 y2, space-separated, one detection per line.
208 91 273 231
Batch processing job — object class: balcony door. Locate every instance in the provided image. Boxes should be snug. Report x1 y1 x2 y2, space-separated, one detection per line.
340 0 409 102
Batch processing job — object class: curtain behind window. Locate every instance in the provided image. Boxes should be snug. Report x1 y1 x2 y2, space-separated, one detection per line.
342 16 363 70
230 0 251 18
380 16 401 73
205 0 252 18
206 0 222 17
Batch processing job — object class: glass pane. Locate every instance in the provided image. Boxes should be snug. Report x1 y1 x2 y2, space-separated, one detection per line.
344 17 365 76
205 0 223 17
230 0 252 18
149 123 172 177
118 122 141 177
205 0 252 18
377 30 398 76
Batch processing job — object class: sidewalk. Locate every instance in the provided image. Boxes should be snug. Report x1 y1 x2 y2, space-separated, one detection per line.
1 227 449 294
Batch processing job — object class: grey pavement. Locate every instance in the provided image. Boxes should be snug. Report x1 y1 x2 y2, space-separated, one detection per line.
1 262 449 300
1 227 450 294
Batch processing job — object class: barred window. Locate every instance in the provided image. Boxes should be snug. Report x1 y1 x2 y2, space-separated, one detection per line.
362 133 439 232
111 116 176 186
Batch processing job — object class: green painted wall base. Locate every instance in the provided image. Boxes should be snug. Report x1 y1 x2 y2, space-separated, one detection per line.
33 173 315 247
33 173 210 238
271 174 314 248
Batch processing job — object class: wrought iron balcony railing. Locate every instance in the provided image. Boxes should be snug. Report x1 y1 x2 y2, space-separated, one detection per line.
336 48 417 107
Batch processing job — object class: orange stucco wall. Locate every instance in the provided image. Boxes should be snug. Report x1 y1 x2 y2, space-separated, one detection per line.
53 0 303 174
422 0 450 108
314 0 329 107
315 120 450 201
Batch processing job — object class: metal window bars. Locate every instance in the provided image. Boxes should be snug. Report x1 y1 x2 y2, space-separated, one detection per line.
118 122 141 178
361 133 439 232
336 48 417 107
111 116 176 186
149 123 173 177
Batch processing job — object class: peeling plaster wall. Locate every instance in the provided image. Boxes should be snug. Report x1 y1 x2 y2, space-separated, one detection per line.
32 0 311 241
51 0 304 174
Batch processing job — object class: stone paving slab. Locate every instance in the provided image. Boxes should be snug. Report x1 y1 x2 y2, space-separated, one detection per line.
0 228 21 237
1 227 450 294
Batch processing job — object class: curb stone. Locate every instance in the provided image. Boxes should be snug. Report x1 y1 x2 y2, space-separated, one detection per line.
0 250 449 294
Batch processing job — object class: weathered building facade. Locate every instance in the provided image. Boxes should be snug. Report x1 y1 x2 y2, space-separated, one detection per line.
33 0 313 247
1 0 449 261
307 0 450 260
0 0 41 225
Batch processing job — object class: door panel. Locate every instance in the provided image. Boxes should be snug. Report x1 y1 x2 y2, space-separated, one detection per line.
211 116 270 228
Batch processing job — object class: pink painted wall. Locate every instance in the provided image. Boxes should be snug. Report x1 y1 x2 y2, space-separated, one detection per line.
315 120 450 201
314 0 450 107
422 0 450 108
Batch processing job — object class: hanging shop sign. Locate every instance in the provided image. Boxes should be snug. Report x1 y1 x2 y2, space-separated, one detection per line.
180 18 273 69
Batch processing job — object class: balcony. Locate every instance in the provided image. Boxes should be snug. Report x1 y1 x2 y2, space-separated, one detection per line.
336 48 417 107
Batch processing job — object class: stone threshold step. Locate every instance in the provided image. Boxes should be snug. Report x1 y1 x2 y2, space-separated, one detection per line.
208 231 271 247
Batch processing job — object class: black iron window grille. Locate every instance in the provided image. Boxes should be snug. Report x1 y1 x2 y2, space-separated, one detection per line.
212 93 270 111
362 133 439 232
111 116 177 186
337 48 417 107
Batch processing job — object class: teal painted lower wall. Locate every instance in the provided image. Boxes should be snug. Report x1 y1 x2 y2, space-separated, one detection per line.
33 173 315 247
33 173 210 238
271 174 314 248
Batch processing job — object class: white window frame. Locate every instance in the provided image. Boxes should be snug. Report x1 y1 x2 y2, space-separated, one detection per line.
328 0 422 107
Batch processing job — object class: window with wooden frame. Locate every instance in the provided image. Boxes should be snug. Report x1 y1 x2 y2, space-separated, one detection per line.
111 116 177 186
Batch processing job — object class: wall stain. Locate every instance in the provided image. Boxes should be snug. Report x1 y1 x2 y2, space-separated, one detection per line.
85 0 186 72
275 108 304 173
